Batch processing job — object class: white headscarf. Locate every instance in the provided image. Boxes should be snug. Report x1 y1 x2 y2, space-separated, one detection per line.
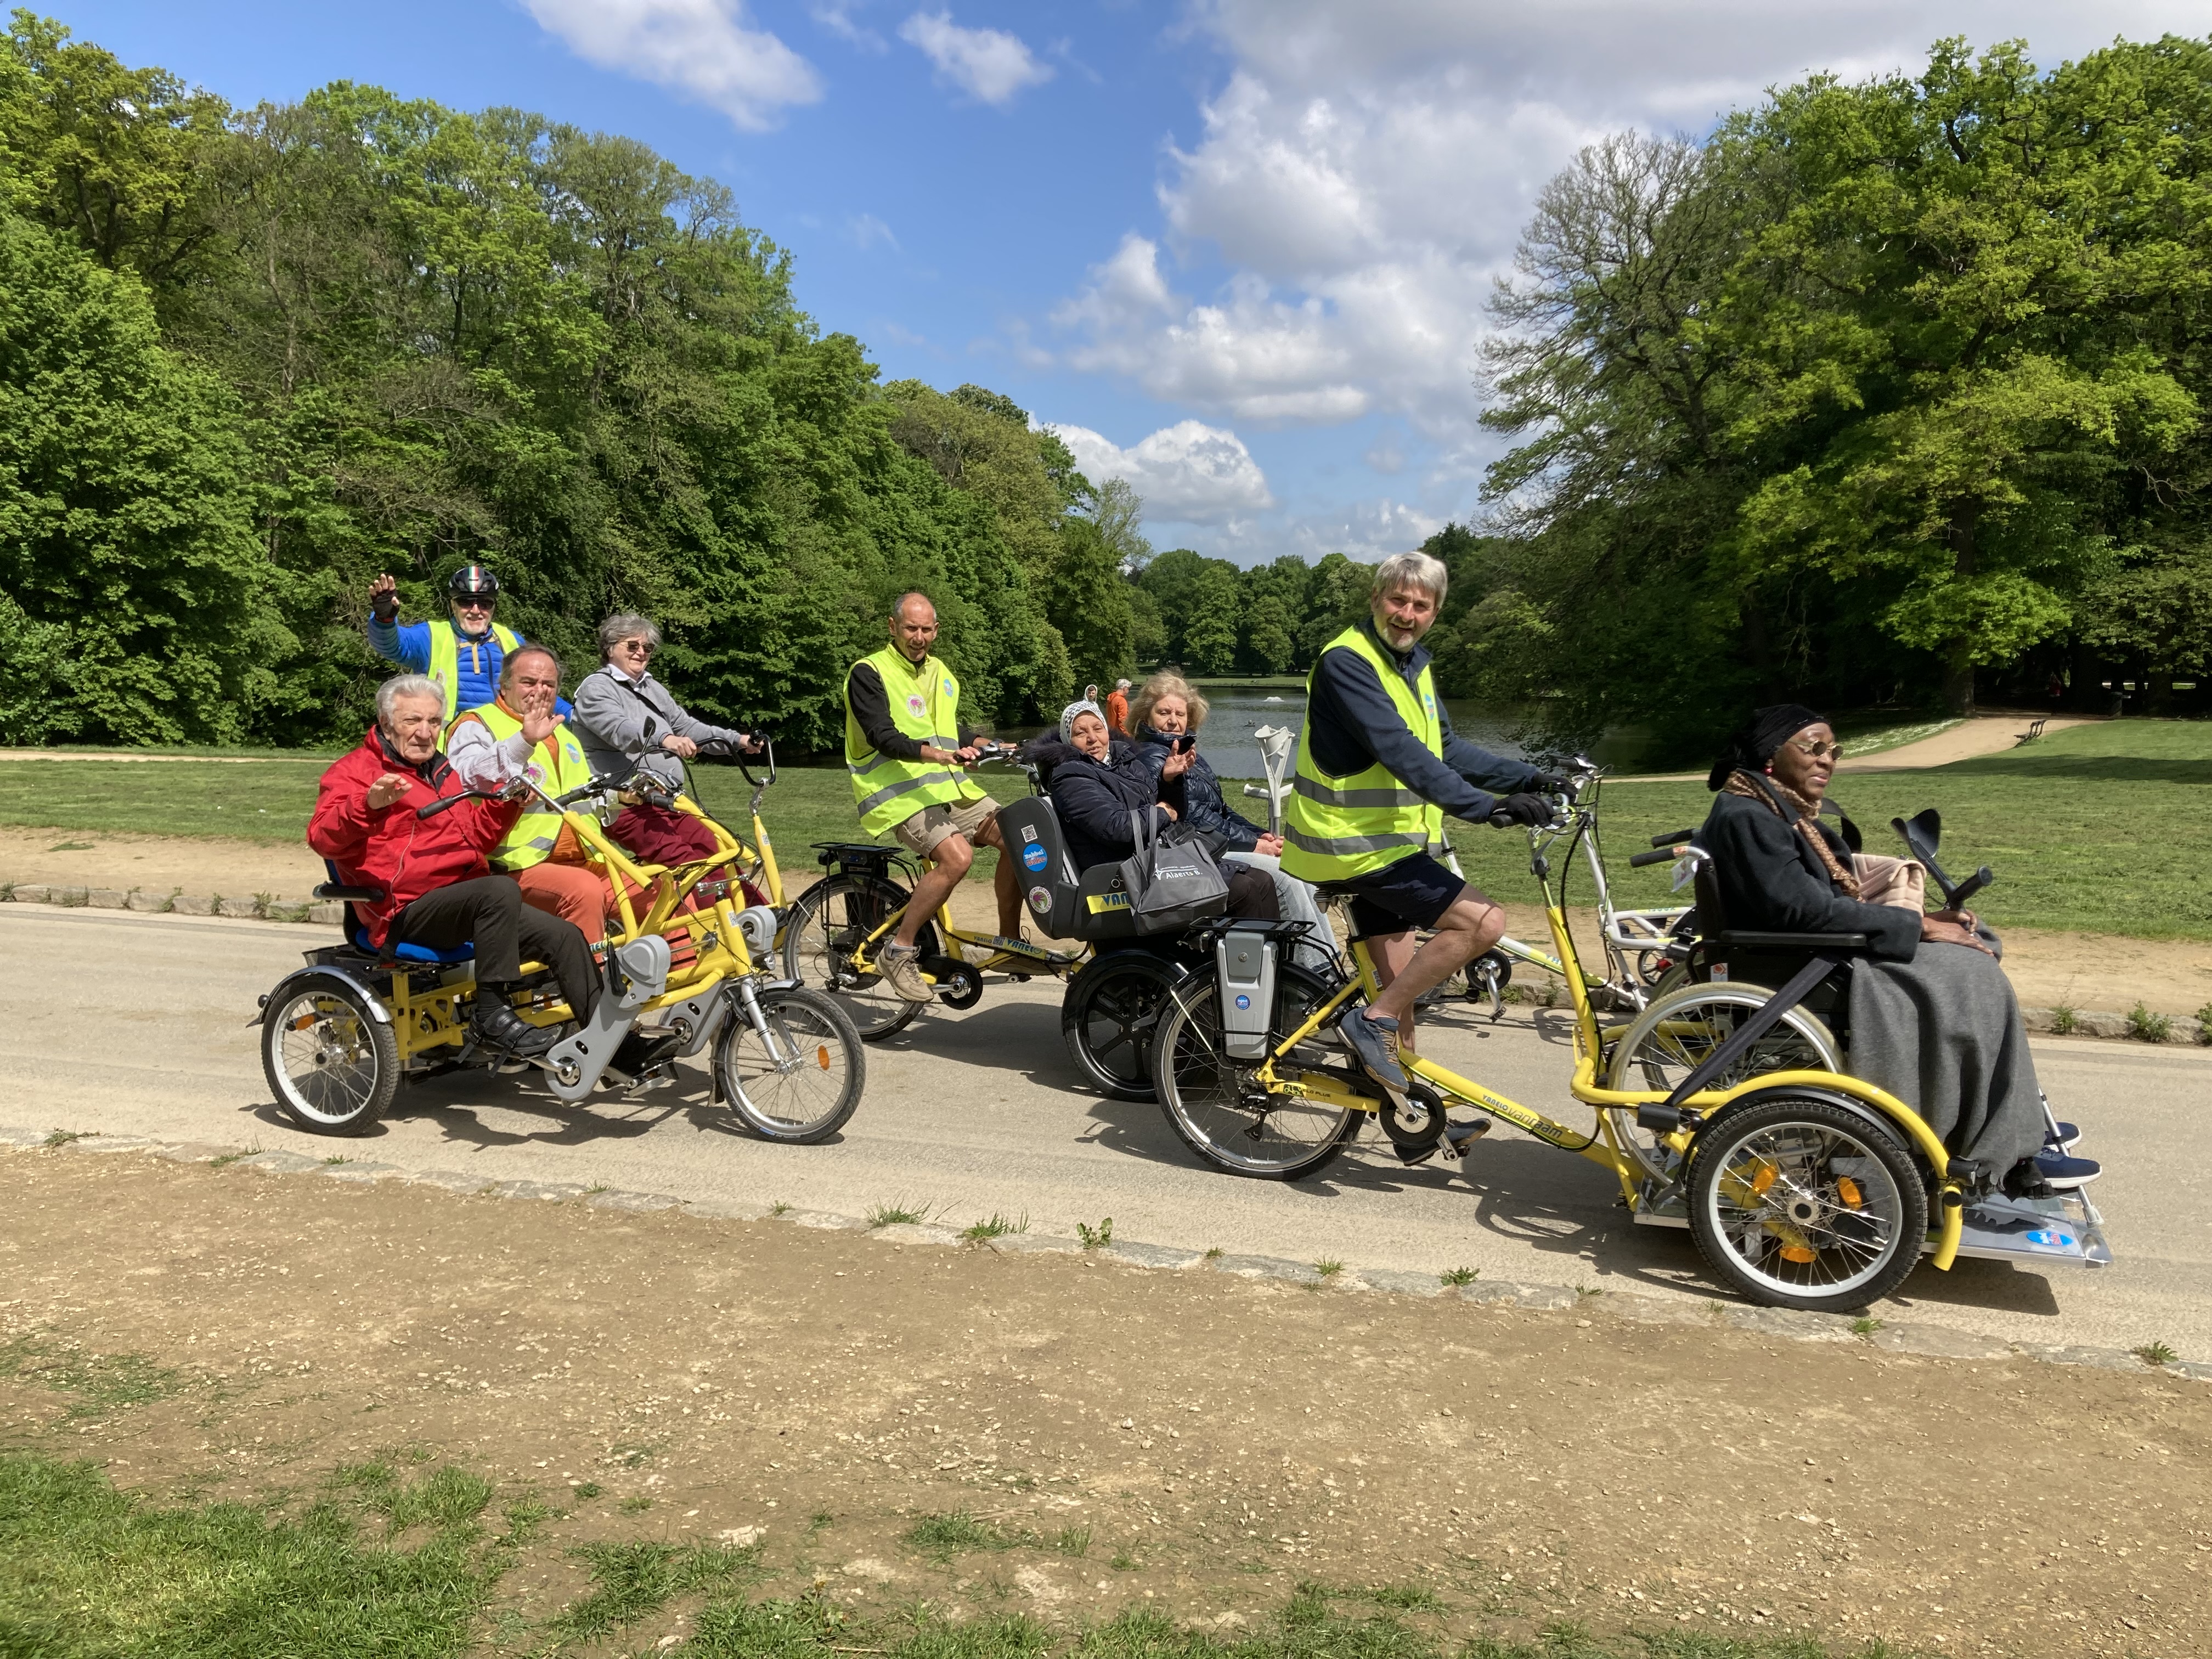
1059 699 1105 743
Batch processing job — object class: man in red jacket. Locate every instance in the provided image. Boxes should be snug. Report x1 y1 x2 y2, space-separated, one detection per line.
309 674 599 1058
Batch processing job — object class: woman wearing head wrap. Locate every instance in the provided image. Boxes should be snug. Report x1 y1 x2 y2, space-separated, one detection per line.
1029 701 1277 919
1696 706 2089 1196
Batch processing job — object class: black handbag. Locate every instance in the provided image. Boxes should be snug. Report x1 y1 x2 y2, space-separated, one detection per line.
1116 810 1229 935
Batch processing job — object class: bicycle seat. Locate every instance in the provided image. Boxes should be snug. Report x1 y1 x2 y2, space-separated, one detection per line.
320 861 475 965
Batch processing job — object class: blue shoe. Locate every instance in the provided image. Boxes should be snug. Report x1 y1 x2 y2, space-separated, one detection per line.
2044 1120 2081 1152
1338 1007 1406 1093
2035 1151 2101 1190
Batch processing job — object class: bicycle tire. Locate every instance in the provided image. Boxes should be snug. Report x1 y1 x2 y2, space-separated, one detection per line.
780 872 924 1041
262 975 399 1136
1687 1092 1926 1312
1061 949 1181 1101
1150 962 1361 1181
716 985 867 1144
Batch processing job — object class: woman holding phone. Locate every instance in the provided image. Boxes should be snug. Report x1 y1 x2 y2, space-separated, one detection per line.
1129 672 1331 964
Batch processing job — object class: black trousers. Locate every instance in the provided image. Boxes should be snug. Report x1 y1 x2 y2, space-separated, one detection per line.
1225 864 1280 921
393 876 600 1023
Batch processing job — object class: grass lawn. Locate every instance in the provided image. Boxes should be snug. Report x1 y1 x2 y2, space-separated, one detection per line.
0 1451 1915 1658
2 720 2205 938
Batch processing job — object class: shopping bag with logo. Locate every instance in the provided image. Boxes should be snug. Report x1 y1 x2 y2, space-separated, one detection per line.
1117 810 1229 935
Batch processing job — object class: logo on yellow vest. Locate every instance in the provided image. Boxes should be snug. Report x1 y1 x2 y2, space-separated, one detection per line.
906 693 928 719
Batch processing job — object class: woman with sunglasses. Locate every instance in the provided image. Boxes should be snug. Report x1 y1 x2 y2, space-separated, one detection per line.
1699 703 2091 1198
572 613 764 878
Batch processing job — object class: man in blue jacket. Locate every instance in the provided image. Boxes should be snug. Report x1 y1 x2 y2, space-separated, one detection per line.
366 565 540 723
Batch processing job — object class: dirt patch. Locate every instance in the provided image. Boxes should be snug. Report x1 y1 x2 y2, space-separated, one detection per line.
1 1146 2204 1658
1836 713 2099 771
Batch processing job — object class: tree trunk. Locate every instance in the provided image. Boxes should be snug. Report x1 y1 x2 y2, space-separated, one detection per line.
1942 647 1976 716
1942 503 1978 716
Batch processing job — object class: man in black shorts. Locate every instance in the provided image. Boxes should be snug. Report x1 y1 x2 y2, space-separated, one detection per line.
1280 552 1560 1090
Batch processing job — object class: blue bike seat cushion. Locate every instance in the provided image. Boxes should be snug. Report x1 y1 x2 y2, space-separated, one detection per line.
348 923 475 966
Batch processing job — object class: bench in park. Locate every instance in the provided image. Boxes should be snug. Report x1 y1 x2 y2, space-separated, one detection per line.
2016 716 2048 744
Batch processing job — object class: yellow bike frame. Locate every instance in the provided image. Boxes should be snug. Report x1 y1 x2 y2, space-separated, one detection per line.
381 792 770 1069
1246 900 1967 1271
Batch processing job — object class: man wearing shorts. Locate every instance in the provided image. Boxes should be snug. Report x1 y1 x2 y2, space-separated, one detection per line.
1281 552 1561 1090
843 591 1022 1001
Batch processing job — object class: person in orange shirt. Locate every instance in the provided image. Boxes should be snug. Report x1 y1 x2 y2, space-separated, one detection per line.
445 645 616 940
1105 678 1131 736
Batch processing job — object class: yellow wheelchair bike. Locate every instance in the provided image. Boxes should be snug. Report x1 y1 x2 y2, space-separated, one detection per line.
1147 775 2111 1313
256 760 865 1143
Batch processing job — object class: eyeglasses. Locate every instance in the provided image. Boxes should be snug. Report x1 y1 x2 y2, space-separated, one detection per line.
453 597 496 612
615 639 655 658
1788 739 1845 760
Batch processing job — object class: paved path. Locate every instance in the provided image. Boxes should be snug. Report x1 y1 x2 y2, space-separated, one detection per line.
4 904 2204 1361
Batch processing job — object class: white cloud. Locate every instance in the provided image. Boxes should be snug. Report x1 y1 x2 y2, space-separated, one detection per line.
522 0 822 130
1048 0 2207 449
809 1 886 51
847 212 899 251
899 10 1054 106
1048 420 1276 524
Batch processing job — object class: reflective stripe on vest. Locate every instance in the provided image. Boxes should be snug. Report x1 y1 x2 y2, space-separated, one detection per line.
843 647 975 835
1279 624 1448 884
450 701 591 872
426 621 522 722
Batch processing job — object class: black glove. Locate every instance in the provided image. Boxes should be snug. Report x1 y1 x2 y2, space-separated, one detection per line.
1492 792 1554 827
1526 771 1567 794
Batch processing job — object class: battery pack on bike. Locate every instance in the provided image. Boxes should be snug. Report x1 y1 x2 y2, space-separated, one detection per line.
1215 927 1279 1060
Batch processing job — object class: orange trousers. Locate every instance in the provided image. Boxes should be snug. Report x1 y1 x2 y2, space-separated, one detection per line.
505 861 616 944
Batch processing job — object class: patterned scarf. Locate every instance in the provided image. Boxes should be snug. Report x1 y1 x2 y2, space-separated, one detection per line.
1721 769 1860 898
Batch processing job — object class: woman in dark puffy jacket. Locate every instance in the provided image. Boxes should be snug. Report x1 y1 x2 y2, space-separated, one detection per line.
1031 699 1276 918
1128 674 1280 856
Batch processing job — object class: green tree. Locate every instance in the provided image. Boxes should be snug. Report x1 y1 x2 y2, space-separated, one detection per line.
0 212 279 742
1183 561 1243 676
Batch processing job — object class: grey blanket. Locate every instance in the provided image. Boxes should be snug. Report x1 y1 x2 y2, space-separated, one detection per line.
1847 944 2045 1176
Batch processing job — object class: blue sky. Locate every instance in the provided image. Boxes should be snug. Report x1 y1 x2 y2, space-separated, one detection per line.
66 0 2212 566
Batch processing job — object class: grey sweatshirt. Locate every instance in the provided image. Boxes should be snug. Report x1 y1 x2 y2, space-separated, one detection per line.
569 664 751 791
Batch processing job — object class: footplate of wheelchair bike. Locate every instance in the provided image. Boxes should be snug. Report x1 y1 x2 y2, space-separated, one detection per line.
1633 1178 2113 1269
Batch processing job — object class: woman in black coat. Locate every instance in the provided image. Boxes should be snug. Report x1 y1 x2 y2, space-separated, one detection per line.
1699 704 2081 1196
1032 701 1276 918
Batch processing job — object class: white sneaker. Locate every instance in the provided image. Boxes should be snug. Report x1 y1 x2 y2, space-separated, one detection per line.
876 943 935 1003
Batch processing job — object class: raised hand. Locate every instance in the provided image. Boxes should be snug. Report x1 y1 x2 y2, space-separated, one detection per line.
365 772 413 810
522 708 563 748
369 572 399 621
1161 747 1194 780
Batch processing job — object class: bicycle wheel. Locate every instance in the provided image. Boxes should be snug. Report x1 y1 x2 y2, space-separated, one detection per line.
716 985 867 1144
1602 983 1841 1183
780 872 923 1041
1061 949 1181 1101
1688 1092 1925 1312
262 975 399 1136
1151 963 1361 1180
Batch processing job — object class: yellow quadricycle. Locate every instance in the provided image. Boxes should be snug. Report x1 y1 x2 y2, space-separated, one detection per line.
1146 769 2110 1314
256 748 865 1144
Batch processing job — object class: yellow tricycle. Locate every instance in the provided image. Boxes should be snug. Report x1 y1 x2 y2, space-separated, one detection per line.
1146 777 2110 1313
256 761 865 1143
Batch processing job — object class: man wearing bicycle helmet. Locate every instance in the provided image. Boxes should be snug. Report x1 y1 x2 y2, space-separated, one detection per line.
366 563 549 723
1282 551 1562 1092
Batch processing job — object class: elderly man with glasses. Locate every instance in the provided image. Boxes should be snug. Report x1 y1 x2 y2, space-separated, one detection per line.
571 613 764 876
365 563 562 723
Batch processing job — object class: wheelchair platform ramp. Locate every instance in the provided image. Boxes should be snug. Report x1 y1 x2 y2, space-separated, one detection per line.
1951 1191 2113 1268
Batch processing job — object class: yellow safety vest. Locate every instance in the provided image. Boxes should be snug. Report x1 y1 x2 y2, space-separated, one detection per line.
1280 624 1448 884
426 620 522 722
449 700 593 872
844 646 978 836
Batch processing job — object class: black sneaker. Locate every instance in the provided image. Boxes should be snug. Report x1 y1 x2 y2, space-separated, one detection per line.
1337 1007 1406 1093
2033 1151 2101 1190
471 1002 560 1058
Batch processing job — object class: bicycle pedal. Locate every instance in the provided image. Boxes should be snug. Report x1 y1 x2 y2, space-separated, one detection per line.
1443 1117 1492 1156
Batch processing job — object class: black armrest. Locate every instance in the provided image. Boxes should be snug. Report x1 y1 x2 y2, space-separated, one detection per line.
1713 930 1867 949
313 883 385 903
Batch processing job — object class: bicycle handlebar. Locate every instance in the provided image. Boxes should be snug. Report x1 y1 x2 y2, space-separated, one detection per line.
1628 845 1680 868
415 788 498 820
1649 827 1696 848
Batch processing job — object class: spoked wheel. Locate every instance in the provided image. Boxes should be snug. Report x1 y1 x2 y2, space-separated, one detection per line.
1688 1093 1926 1312
715 985 867 1144
1150 963 1361 1181
1062 950 1182 1101
1602 983 1842 1183
261 975 399 1136
780 872 923 1041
